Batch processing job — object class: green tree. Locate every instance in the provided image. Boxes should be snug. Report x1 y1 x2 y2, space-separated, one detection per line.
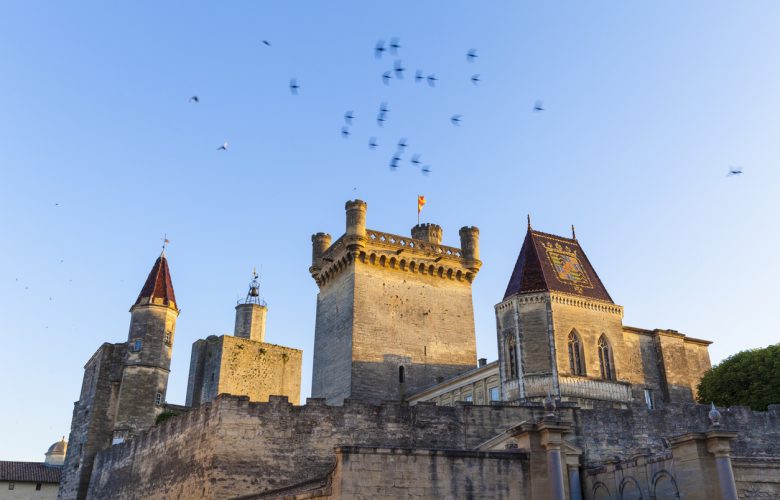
697 344 780 411
155 410 179 425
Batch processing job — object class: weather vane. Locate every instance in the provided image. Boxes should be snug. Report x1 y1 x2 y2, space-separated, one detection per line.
161 233 170 250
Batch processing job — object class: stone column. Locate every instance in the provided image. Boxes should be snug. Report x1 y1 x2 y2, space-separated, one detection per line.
567 466 582 500
706 431 739 500
539 421 568 500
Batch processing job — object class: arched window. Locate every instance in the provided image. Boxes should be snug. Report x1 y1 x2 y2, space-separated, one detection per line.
398 366 405 384
568 331 585 376
598 335 615 380
506 336 519 379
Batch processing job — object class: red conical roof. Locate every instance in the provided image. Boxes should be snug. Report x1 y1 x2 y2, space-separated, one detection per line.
134 251 177 309
503 228 613 303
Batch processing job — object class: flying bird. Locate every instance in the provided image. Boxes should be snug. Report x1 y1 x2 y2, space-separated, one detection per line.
533 100 544 112
471 74 480 85
369 137 378 150
189 96 199 103
375 40 386 58
377 113 387 127
382 71 392 85
341 127 350 138
389 37 401 54
289 78 300 95
422 165 432 175
217 142 229 151
390 155 401 170
427 74 438 87
411 154 422 166
467 48 478 62
262 40 271 47
415 70 424 83
397 138 408 150
451 115 462 126
379 102 389 114
344 110 354 125
727 167 743 176
393 60 406 79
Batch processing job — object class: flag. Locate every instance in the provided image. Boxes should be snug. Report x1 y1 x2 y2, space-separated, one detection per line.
417 195 426 214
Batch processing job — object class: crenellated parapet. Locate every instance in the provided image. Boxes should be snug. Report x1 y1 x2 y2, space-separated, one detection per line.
309 200 481 289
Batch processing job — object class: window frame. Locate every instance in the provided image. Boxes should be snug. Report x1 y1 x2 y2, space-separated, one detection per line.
132 339 142 352
567 331 586 376
597 335 615 380
644 388 655 410
155 392 163 406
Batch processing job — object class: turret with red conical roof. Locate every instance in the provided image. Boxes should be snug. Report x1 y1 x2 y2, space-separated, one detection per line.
112 249 180 443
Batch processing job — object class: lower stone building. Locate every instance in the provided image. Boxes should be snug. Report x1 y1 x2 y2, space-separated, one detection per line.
58 200 780 499
1 438 66 499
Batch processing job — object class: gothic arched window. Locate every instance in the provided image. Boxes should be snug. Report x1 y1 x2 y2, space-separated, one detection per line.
568 331 585 376
598 335 615 380
507 336 519 380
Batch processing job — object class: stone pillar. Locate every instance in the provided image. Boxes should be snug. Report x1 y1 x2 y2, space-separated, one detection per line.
539 421 568 500
706 431 739 500
411 223 443 244
234 303 267 342
567 466 582 500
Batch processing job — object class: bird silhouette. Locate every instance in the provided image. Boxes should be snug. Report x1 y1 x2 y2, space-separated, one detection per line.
727 167 743 176
377 114 387 127
533 100 544 112
380 102 389 114
262 40 271 47
415 70 424 83
189 96 199 103
344 111 354 125
451 115 462 126
390 37 401 55
369 137 378 149
422 165 432 175
382 71 392 85
289 79 300 95
411 154 422 166
427 74 438 87
375 40 386 59
471 74 480 85
467 48 478 62
341 127 350 138
397 138 408 150
390 155 401 170
217 142 229 151
394 60 406 79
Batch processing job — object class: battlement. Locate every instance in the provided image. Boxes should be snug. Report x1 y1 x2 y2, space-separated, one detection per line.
310 200 481 289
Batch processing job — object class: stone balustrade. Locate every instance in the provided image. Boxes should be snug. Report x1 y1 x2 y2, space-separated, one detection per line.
366 229 462 258
523 374 632 403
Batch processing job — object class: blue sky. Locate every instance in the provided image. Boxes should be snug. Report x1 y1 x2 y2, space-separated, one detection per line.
1 1 778 460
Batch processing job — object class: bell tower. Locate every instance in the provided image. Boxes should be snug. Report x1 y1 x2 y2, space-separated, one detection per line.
112 249 179 442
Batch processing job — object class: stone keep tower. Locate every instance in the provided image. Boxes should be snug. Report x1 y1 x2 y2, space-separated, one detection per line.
112 250 179 442
310 200 481 403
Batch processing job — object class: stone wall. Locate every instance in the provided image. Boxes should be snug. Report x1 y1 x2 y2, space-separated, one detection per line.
733 457 780 498
326 447 529 499
81 396 780 500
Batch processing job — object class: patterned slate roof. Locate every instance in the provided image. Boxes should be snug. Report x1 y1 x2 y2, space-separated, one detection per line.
135 251 177 307
503 229 613 303
0 461 62 483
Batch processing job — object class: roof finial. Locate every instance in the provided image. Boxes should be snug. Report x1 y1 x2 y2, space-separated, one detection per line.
161 233 170 255
527 214 532 230
571 224 576 240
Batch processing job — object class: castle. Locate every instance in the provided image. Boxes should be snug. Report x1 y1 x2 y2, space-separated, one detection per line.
58 200 780 499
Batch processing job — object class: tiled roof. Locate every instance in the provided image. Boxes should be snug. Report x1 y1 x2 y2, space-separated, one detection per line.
503 229 613 303
0 461 62 483
135 251 177 308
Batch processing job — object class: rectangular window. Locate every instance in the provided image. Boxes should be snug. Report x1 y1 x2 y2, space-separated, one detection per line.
36 483 42 491
164 331 171 345
464 394 473 402
132 339 142 352
644 389 655 410
155 392 163 405
489 387 500 402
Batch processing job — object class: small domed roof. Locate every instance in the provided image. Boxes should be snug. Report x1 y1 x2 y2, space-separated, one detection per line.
46 437 67 456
